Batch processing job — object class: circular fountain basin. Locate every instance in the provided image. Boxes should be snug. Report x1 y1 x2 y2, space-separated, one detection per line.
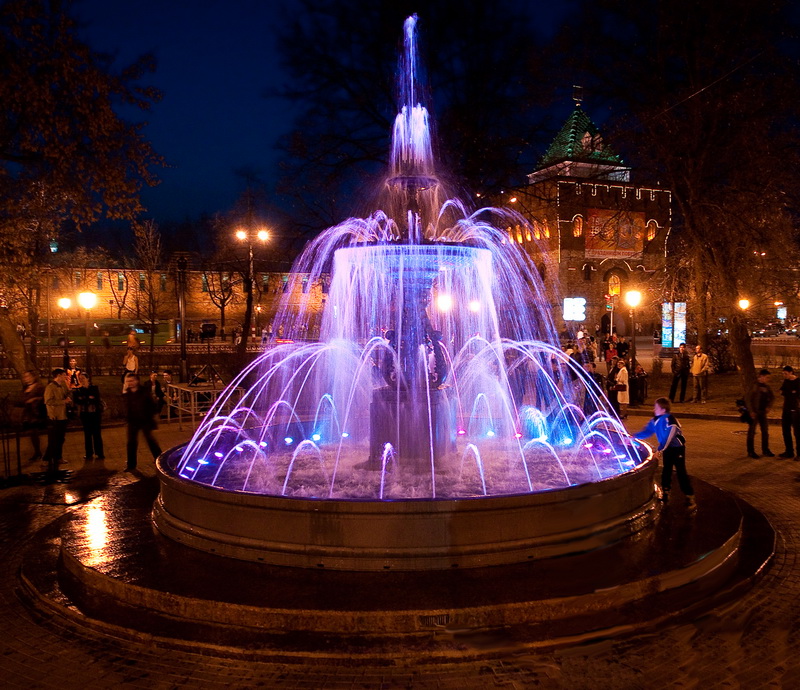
154 445 658 571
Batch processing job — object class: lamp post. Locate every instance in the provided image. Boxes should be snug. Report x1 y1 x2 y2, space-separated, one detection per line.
176 256 189 382
77 292 97 376
235 227 269 353
624 290 642 366
57 297 71 369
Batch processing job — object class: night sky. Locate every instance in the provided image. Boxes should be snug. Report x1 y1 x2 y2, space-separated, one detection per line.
76 1 571 227
77 0 291 224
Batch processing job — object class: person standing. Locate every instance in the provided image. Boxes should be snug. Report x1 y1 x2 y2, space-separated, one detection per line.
126 328 140 352
144 370 166 416
779 366 800 459
42 369 72 476
690 345 710 403
669 343 691 403
633 397 695 507
66 357 82 390
73 373 105 461
122 347 139 382
123 373 162 472
746 369 775 459
20 370 46 462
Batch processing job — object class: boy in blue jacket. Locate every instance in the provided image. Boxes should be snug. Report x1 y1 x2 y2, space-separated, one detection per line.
633 397 696 508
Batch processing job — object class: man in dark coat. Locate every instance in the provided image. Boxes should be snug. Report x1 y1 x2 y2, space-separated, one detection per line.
123 373 162 471
669 343 691 403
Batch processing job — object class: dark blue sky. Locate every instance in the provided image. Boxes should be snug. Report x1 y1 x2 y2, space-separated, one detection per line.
76 1 572 225
78 0 291 224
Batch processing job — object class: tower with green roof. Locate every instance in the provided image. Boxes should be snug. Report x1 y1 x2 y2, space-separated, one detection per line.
494 92 671 338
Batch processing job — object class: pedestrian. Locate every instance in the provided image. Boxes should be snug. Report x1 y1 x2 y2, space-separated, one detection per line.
66 357 82 389
606 357 628 418
745 368 775 459
122 373 162 472
73 373 105 461
669 343 691 403
19 370 46 462
126 328 140 352
632 397 696 507
779 365 800 459
690 345 710 403
581 361 607 416
122 347 138 383
633 362 649 405
42 369 72 477
144 370 166 416
616 336 629 359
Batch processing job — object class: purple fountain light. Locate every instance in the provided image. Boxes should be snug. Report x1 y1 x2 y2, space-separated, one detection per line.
167 15 649 500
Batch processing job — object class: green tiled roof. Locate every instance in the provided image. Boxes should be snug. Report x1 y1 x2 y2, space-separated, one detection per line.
537 105 625 169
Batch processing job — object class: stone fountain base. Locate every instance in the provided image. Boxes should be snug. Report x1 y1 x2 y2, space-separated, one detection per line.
19 474 773 660
152 450 658 570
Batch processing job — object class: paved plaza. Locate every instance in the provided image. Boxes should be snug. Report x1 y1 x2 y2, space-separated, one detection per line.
1 412 799 688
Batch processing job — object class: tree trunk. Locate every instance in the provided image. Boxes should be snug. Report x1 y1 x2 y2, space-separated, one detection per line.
728 315 756 395
0 310 36 378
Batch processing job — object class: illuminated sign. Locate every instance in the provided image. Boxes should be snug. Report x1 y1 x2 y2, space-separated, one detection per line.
585 209 645 259
563 297 587 321
661 302 687 348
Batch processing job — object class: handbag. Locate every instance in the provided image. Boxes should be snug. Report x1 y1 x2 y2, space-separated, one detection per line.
612 383 627 392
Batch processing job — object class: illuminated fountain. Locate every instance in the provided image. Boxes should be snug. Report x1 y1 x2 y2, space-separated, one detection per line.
153 15 655 570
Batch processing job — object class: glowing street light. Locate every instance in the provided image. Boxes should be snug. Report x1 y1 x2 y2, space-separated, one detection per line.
624 290 642 367
738 298 750 311
78 291 97 376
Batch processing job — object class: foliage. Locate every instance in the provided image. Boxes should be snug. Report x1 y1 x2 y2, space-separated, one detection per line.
558 0 800 392
0 0 163 376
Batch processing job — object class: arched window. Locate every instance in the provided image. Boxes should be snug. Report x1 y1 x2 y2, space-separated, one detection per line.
573 216 583 238
646 220 658 242
608 274 621 296
542 220 551 239
533 222 541 240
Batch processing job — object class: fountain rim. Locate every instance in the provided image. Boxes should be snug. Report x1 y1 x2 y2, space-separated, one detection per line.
157 440 654 506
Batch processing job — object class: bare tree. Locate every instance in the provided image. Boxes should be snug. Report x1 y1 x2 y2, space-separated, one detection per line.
133 220 165 365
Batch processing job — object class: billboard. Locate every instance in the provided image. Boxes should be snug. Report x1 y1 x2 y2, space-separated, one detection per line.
661 302 687 348
585 209 645 259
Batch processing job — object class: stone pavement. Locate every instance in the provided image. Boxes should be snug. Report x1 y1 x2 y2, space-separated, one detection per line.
1 416 800 688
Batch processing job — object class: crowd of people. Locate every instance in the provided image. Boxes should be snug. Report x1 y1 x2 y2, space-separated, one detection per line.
18 357 170 480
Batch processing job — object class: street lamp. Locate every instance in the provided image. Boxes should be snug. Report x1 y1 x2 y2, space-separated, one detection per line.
57 297 72 368
738 298 750 311
77 291 97 376
235 226 270 348
624 290 642 366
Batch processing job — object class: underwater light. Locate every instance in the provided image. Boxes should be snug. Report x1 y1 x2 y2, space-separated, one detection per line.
284 437 294 445
457 429 466 435
468 299 481 312
235 446 244 452
437 294 454 312
312 433 322 442
561 438 573 445
259 441 268 448
198 459 210 465
341 432 350 438
514 432 523 439
213 452 223 458
486 430 496 438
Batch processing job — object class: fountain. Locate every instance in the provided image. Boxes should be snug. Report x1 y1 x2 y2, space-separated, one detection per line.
153 14 655 570
33 16 772 659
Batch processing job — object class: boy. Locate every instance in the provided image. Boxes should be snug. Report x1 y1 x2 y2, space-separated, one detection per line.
633 397 696 508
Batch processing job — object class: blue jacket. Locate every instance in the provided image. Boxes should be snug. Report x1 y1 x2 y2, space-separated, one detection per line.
633 413 684 451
